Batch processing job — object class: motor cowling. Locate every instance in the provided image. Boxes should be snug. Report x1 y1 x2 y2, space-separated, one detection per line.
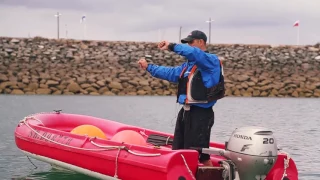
224 126 278 180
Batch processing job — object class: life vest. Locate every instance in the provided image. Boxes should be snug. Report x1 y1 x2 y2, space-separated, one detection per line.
176 60 225 104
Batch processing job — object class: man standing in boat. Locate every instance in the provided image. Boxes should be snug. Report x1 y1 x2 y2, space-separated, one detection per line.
138 30 225 167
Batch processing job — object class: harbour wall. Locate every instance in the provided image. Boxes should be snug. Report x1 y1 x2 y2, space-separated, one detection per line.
0 37 320 97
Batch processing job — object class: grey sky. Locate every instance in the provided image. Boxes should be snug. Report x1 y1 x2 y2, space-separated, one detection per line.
0 0 319 45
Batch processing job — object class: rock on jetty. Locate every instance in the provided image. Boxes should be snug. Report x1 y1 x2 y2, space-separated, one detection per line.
0 36 319 97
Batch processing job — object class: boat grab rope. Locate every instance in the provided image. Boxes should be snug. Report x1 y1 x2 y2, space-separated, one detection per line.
279 150 291 180
180 154 196 180
19 116 162 157
19 116 200 179
19 116 163 179
90 140 161 157
114 148 121 178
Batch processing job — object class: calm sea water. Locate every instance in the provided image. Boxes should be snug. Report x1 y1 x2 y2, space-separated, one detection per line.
0 95 319 180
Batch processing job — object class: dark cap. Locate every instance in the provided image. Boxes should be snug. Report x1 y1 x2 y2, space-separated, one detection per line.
181 30 207 43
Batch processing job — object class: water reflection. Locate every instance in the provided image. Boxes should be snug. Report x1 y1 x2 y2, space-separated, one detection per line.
12 166 99 180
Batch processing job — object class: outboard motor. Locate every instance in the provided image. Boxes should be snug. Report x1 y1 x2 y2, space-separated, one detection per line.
223 126 278 180
195 126 279 180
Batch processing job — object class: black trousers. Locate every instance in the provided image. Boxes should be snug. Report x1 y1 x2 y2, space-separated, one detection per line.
172 105 214 162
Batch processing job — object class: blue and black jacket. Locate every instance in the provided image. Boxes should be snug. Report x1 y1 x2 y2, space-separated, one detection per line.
146 44 222 108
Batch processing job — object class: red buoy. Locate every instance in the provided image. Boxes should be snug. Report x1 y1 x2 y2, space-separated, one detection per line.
111 130 147 146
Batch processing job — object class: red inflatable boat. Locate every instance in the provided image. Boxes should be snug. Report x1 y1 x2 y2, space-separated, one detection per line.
15 110 298 180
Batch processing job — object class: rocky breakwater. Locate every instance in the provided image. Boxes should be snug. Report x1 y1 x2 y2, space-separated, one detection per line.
221 43 320 97
0 36 320 97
